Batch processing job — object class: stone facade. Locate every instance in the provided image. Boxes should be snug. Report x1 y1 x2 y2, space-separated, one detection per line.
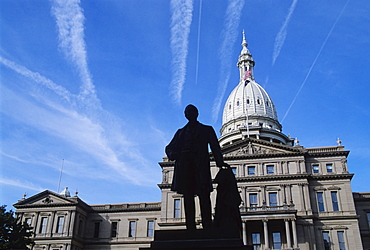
14 190 161 250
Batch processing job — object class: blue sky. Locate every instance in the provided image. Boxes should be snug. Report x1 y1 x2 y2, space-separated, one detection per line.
1 0 369 209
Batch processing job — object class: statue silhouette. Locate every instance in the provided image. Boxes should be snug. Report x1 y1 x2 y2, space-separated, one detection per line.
166 104 228 230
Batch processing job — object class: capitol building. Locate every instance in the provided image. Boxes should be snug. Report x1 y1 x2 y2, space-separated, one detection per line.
14 34 370 250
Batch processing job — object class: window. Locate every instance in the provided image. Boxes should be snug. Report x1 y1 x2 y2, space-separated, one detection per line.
367 213 370 228
246 99 250 104
147 220 154 237
317 192 325 212
269 193 278 207
272 232 282 249
331 191 339 211
237 100 240 106
129 221 136 237
93 222 100 238
111 221 118 237
326 164 333 173
323 231 330 250
249 194 258 208
251 233 261 250
248 166 256 175
174 199 181 218
257 99 260 104
232 168 237 176
313 164 319 174
266 165 274 174
337 231 346 250
39 217 48 234
25 218 32 226
56 216 64 233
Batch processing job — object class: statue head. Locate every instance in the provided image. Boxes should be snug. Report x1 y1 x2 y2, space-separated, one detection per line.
184 104 198 122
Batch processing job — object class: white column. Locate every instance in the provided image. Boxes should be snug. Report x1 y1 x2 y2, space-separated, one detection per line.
261 185 266 206
50 211 56 236
68 211 75 236
303 184 311 212
242 187 247 210
242 221 247 245
285 219 292 249
292 219 298 249
299 183 306 211
263 219 269 250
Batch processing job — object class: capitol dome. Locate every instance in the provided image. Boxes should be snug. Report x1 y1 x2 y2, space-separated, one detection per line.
219 32 292 147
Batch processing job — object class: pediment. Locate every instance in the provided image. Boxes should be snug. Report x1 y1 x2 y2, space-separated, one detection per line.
222 139 302 157
14 190 77 207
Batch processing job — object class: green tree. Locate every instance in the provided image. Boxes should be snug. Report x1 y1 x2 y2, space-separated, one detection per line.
0 205 34 250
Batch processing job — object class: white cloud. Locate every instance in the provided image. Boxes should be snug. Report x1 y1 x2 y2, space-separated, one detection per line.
0 56 73 103
169 0 194 105
51 0 98 104
272 0 298 66
1 84 155 185
0 177 44 192
212 0 245 122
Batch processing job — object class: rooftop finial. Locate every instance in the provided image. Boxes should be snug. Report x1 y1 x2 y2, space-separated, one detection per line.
242 30 248 47
336 138 342 146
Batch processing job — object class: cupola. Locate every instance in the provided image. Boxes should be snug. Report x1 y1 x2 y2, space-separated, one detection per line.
220 31 293 147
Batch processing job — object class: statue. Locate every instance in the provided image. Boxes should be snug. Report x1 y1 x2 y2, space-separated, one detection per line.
166 104 228 230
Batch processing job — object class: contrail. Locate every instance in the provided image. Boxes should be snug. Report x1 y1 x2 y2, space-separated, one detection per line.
169 0 194 105
195 0 203 86
51 0 98 104
212 0 245 122
272 0 298 66
281 0 350 123
0 56 73 102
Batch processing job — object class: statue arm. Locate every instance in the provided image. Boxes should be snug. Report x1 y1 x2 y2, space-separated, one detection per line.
209 127 225 168
165 129 181 161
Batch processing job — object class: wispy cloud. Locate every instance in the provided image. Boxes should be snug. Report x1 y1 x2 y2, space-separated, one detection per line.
0 56 73 103
0 177 44 192
51 0 98 105
281 0 350 123
169 0 194 105
0 0 158 187
194 0 203 86
272 0 298 66
212 0 245 122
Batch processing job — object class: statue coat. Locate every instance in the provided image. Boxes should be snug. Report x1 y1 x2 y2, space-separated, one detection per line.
166 121 224 195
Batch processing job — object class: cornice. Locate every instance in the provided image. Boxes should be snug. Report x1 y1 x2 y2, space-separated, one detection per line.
236 174 310 182
91 206 161 213
310 173 354 180
158 183 171 189
223 152 304 160
221 137 301 153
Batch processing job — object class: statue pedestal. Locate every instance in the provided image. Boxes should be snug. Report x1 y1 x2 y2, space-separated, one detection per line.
141 229 252 250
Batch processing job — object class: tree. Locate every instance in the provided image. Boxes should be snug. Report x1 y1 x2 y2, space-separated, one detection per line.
0 205 34 250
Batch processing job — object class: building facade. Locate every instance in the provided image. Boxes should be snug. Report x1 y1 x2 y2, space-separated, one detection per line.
14 34 369 250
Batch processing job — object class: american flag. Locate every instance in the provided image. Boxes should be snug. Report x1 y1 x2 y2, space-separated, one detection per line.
244 70 251 80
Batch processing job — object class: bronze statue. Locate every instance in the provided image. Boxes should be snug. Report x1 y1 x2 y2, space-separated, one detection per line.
166 104 228 230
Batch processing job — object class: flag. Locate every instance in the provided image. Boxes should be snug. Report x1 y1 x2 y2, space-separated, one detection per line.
244 70 251 80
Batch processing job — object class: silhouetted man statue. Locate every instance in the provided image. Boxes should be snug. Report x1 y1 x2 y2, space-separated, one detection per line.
166 104 228 230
